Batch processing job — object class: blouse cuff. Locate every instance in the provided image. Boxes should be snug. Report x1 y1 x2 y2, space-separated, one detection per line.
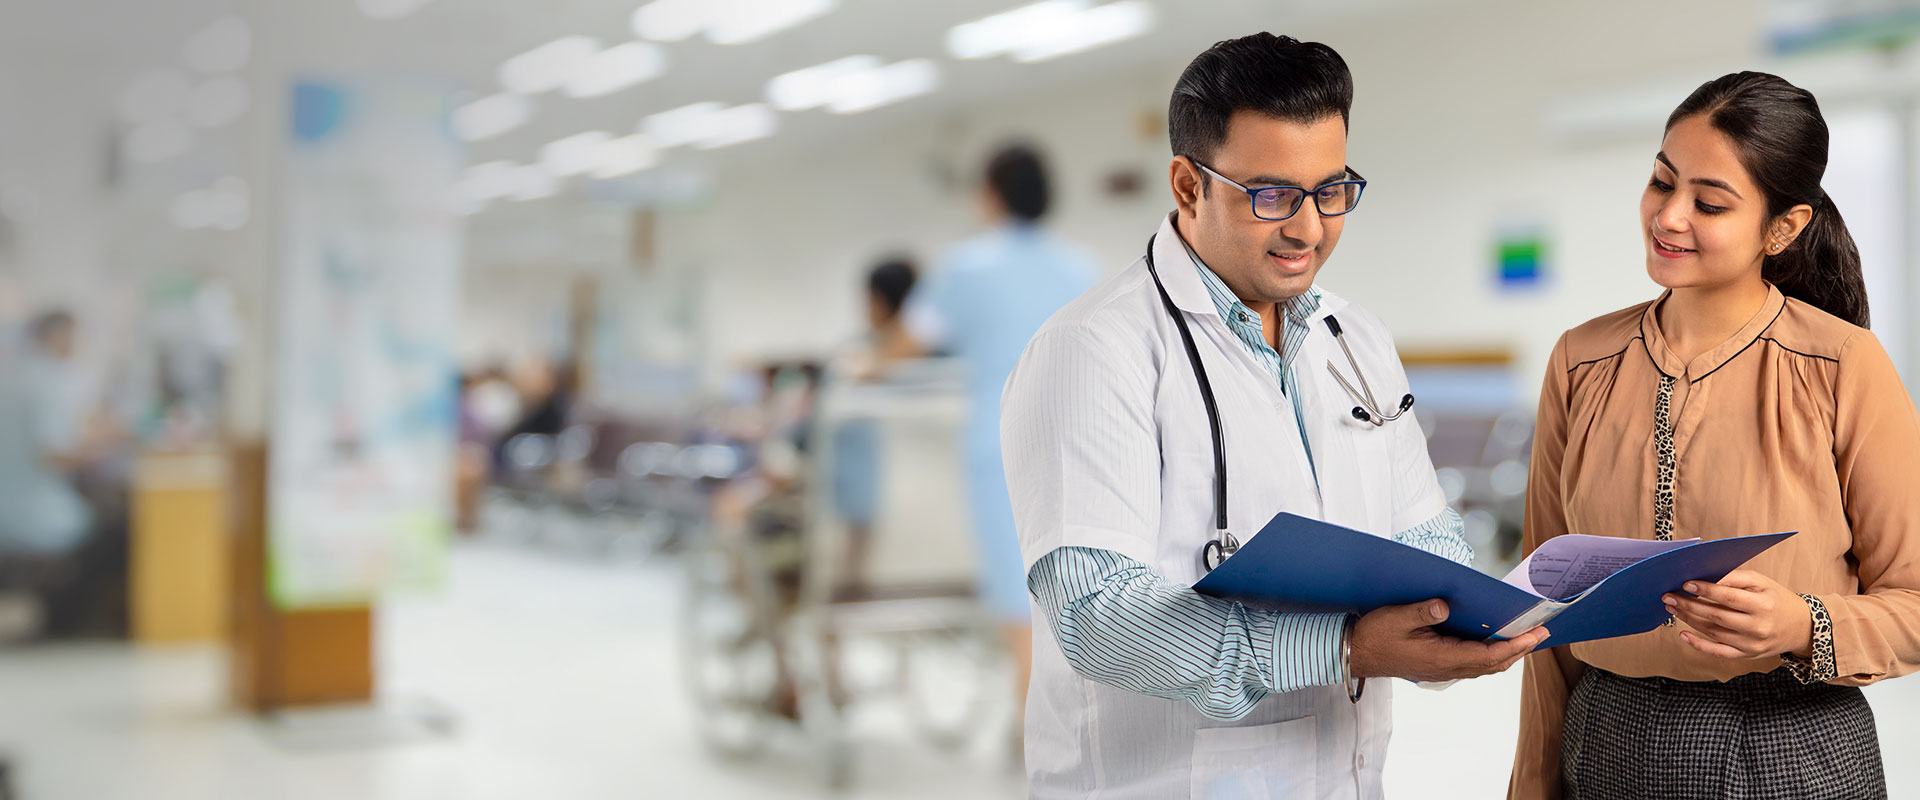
1780 592 1837 685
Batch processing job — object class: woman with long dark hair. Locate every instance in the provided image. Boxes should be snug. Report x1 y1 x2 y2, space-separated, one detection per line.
1509 71 1920 799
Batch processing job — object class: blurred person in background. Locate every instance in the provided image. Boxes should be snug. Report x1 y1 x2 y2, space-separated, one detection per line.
0 311 127 637
1512 72 1920 800
454 365 521 533
903 142 1098 720
828 257 918 596
501 362 576 442
493 360 577 477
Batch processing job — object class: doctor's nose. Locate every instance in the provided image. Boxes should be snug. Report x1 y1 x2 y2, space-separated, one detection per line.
1278 204 1325 246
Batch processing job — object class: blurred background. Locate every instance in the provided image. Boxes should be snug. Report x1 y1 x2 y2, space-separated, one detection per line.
3 0 1920 797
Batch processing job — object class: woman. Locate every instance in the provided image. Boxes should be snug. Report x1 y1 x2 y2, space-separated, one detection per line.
1509 72 1920 799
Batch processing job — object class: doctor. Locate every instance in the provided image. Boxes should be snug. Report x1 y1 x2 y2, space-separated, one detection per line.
1001 33 1549 798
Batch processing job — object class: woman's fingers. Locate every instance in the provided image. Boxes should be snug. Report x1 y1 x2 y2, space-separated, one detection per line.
1678 629 1748 659
1666 594 1753 631
1673 612 1749 647
1681 578 1764 612
1712 570 1774 592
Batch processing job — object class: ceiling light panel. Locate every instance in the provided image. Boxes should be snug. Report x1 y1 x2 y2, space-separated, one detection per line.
454 93 533 142
501 36 601 95
947 0 1153 63
767 56 938 114
563 42 667 98
632 0 837 45
642 102 777 150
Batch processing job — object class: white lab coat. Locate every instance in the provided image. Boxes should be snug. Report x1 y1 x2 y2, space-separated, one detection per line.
1001 214 1449 799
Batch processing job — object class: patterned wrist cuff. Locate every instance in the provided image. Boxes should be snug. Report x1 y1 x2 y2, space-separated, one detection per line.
1780 592 1837 685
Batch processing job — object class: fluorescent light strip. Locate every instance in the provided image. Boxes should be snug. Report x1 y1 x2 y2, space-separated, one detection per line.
632 0 837 45
767 55 879 111
946 0 1152 62
592 134 659 178
501 36 601 95
564 41 667 98
1013 0 1152 61
767 56 938 115
694 104 776 149
541 131 614 177
454 93 533 142
828 59 938 113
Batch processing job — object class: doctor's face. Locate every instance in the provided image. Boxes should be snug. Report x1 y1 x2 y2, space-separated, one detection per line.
1172 111 1348 306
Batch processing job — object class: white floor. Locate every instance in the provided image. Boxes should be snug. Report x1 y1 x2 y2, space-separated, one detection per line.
0 541 1914 799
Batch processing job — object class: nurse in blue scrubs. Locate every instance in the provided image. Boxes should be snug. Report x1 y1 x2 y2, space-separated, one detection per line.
903 142 1098 713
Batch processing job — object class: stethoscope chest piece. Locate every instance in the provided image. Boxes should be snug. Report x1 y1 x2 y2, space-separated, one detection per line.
1201 530 1240 572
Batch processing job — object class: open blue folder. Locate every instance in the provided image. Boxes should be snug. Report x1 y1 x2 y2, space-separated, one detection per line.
1192 512 1795 649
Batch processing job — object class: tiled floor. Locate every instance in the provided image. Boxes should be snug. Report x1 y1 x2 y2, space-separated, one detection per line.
0 541 1913 799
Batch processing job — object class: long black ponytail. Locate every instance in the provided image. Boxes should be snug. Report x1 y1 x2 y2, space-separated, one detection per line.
1666 72 1869 328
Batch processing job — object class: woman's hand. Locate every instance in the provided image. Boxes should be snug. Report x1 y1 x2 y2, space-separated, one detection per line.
1663 569 1813 660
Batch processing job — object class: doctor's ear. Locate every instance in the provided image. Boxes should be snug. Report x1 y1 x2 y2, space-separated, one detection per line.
1170 156 1205 216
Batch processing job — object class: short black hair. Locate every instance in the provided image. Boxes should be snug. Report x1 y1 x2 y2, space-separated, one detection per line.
28 310 73 343
984 142 1051 222
866 257 917 319
1169 33 1353 170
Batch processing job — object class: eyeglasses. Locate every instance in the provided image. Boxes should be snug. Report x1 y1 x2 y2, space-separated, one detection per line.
1191 160 1368 222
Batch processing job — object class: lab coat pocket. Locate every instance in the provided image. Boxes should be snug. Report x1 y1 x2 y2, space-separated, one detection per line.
1189 716 1318 800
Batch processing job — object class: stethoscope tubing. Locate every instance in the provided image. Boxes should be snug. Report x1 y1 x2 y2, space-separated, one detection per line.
1141 234 1412 573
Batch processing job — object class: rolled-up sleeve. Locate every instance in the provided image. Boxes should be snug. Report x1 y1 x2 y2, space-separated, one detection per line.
1028 546 1345 721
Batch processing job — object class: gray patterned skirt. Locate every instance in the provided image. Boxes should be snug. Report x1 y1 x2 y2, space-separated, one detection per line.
1561 667 1885 800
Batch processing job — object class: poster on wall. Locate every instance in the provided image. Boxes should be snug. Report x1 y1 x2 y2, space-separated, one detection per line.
268 78 462 609
1493 220 1549 291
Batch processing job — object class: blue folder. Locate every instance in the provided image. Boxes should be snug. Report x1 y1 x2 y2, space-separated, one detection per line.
1192 512 1795 649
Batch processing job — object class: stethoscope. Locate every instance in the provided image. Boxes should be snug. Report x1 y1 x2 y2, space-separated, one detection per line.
1143 234 1415 572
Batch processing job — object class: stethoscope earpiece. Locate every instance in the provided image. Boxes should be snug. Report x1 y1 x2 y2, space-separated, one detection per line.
1326 317 1416 428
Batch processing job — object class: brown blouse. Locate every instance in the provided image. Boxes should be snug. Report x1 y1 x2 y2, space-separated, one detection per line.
1508 284 1920 799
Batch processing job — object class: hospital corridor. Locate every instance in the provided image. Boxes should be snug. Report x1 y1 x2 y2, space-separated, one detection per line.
5 0 1920 798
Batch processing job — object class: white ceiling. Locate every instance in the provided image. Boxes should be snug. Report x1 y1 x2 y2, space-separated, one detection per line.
0 0 1451 233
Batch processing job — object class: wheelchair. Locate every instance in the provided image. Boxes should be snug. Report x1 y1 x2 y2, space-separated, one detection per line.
675 362 1013 788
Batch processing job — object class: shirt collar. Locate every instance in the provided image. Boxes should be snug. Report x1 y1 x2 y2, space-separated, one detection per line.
1175 226 1321 330
1639 282 1786 381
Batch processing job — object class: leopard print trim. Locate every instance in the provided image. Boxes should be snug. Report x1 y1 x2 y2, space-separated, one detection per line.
1782 592 1838 685
1653 375 1677 542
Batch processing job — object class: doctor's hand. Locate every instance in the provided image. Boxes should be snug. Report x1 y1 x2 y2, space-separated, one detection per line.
1348 599 1549 683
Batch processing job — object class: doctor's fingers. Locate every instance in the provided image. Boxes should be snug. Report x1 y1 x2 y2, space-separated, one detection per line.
1429 636 1530 677
1482 629 1549 667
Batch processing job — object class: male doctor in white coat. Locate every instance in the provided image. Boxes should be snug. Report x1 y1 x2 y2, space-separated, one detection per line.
1001 33 1550 799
